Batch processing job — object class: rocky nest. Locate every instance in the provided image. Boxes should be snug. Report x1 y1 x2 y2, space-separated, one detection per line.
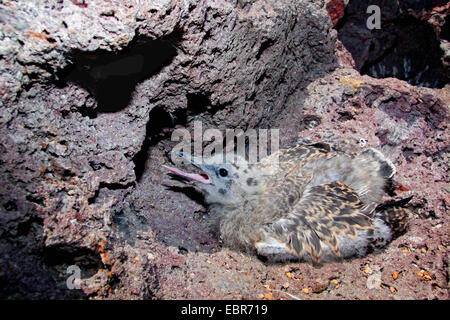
0 0 448 299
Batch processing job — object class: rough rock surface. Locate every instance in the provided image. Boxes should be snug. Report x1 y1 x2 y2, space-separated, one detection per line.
0 0 448 300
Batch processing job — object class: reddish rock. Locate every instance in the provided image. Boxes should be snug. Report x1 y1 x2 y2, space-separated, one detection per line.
326 0 347 25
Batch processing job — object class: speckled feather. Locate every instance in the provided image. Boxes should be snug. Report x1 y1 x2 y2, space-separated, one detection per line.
262 181 376 263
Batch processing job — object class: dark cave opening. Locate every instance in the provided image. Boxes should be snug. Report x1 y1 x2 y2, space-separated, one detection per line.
360 16 448 88
336 1 449 88
442 15 450 42
133 92 215 182
186 93 213 115
398 0 448 12
60 35 180 114
133 106 177 182
41 244 103 298
43 245 102 274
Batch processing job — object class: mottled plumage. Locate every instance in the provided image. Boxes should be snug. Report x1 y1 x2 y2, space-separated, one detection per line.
163 142 410 263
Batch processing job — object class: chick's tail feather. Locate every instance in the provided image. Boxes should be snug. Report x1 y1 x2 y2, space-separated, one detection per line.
375 196 412 238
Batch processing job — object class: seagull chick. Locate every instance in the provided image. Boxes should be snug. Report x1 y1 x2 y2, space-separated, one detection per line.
163 142 410 264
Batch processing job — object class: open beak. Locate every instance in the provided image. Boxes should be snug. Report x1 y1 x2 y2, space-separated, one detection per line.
162 152 213 185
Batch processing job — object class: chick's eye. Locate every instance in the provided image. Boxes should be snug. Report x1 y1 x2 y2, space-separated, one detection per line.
219 168 228 177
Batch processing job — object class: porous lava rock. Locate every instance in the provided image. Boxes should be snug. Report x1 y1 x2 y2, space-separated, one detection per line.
0 0 448 299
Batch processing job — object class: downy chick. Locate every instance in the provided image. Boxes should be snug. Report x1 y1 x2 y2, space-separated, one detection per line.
163 142 409 263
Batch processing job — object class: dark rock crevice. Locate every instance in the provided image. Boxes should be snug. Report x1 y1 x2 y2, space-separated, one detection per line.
133 92 227 182
361 16 448 88
441 15 450 41
59 34 181 116
1 0 447 300
336 0 449 88
133 106 177 182
43 245 102 274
